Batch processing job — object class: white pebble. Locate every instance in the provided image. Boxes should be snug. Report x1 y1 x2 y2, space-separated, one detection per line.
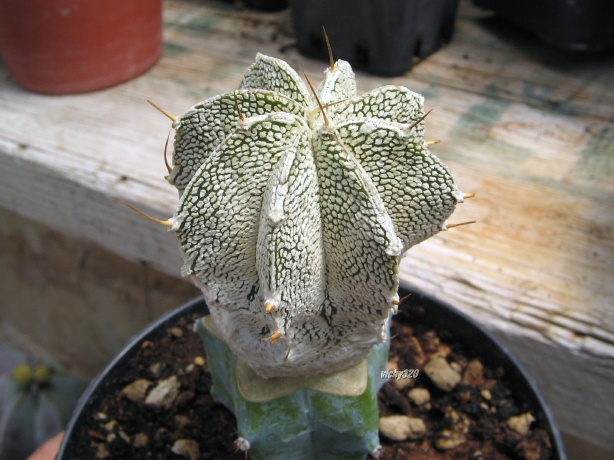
408 387 431 406
435 430 467 450
171 439 200 460
145 375 181 409
133 433 149 448
423 356 461 391
121 379 151 402
507 412 535 435
379 415 426 441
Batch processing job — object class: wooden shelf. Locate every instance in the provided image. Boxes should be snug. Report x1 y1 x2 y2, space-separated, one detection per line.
1 0 612 452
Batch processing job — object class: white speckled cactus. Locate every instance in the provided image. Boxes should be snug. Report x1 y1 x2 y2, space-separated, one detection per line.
167 54 463 379
157 53 464 459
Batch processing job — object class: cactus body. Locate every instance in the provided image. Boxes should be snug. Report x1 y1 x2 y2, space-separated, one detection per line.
169 54 462 379
162 53 464 458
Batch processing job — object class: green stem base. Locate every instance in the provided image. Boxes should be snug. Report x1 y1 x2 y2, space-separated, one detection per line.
195 318 389 460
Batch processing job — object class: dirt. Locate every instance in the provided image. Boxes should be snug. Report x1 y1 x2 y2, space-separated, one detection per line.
378 305 553 460
65 302 554 459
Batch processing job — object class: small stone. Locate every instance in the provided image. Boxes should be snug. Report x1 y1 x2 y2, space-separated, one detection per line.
169 326 184 337
391 375 415 391
95 442 110 459
145 375 181 409
194 356 206 366
443 408 464 431
435 430 467 450
507 412 535 435
408 387 430 406
119 430 131 443
133 432 149 448
450 361 462 373
175 415 192 429
175 390 195 406
480 389 492 400
121 379 151 402
155 427 168 441
436 407 469 450
149 362 162 377
379 415 426 441
103 420 117 432
431 344 452 358
185 363 195 373
424 356 461 391
462 359 484 386
95 412 108 421
171 439 200 460
421 330 440 352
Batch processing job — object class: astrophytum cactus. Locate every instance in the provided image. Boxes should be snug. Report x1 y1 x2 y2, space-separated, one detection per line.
132 51 471 459
163 53 464 380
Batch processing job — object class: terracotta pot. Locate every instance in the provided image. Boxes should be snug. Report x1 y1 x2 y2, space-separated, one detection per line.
0 0 162 94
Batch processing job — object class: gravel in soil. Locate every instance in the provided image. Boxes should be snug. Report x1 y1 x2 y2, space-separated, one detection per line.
68 304 554 459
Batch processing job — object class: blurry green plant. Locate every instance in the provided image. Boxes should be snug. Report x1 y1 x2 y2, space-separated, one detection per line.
0 350 86 460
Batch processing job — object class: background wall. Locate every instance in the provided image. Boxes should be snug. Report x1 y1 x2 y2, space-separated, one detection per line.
0 207 200 378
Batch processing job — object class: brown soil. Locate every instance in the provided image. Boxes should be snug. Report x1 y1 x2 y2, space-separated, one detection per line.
66 303 554 460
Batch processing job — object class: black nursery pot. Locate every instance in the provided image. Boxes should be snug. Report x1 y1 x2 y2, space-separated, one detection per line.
243 0 287 12
288 0 459 76
222 0 288 12
472 0 614 52
57 286 566 459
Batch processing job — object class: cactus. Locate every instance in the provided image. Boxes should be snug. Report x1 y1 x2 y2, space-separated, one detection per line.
0 353 87 460
147 50 466 458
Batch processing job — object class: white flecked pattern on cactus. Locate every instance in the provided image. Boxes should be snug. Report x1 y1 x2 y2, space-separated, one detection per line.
169 54 462 378
170 90 303 193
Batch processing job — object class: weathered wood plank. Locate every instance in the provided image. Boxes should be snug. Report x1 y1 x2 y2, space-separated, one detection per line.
0 0 613 452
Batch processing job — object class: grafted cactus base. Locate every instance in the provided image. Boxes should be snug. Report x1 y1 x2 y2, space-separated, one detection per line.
196 318 389 460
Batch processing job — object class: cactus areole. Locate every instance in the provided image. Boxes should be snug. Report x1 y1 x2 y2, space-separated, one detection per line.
165 54 463 380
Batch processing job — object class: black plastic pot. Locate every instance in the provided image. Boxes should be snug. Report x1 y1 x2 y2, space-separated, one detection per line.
222 0 288 12
288 0 459 76
244 0 287 12
57 286 566 459
473 0 614 52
